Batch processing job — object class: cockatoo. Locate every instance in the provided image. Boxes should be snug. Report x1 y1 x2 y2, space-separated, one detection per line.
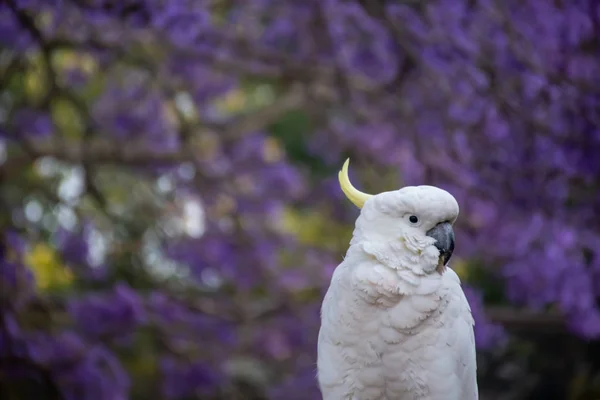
317 159 478 400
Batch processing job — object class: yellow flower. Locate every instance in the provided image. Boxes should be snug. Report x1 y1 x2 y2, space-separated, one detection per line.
262 137 283 163
216 89 247 113
24 243 74 291
280 208 351 251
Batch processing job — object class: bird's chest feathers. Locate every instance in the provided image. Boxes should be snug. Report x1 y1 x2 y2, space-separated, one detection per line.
342 280 449 337
360 235 440 276
324 243 457 346
330 262 450 337
325 282 454 374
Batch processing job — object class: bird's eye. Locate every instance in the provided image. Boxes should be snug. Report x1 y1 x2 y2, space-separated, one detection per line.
409 215 419 224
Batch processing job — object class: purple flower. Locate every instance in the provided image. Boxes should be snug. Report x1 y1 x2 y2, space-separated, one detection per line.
12 109 54 137
3 0 600 396
326 1 400 87
147 291 237 346
55 227 90 268
27 331 85 367
260 5 315 59
160 357 221 399
69 283 146 340
152 1 211 47
58 345 130 400
0 254 34 308
92 83 177 151
268 368 321 400
0 4 34 51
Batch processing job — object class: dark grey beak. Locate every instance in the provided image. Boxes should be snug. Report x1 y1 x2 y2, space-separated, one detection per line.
426 222 455 266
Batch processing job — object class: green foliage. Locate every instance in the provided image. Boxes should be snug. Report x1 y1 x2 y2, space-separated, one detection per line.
268 110 337 178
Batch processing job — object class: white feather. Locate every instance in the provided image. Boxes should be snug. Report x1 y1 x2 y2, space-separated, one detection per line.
317 186 478 400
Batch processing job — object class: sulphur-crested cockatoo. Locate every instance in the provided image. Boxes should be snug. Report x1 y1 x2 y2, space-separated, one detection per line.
317 159 478 400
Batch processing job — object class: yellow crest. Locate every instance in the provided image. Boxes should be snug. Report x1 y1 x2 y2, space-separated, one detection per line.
338 158 373 208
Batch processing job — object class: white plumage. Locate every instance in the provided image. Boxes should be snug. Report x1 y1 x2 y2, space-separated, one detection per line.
317 160 478 400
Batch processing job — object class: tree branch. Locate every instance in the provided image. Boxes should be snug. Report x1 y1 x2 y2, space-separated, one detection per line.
486 306 566 333
2 84 307 171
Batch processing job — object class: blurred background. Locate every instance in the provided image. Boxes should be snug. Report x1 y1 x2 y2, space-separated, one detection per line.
1 0 600 399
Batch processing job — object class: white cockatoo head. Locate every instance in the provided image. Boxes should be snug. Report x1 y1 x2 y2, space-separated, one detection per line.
339 159 459 274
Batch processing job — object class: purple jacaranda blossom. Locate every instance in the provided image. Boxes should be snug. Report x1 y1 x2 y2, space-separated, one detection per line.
55 227 90 268
267 368 322 400
27 330 86 367
12 109 54 137
69 283 146 340
0 3 34 51
58 344 130 400
3 0 600 397
1 231 34 307
326 0 400 88
160 357 221 399
151 0 212 48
